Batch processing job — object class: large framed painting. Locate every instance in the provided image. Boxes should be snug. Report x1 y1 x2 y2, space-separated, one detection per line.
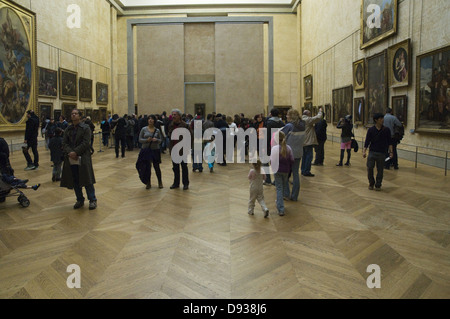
392 95 407 126
62 102 77 122
366 50 388 126
354 97 365 125
96 82 108 105
388 39 411 88
303 102 312 114
79 77 93 102
0 0 37 131
59 68 78 100
415 45 450 133
360 0 398 50
38 67 57 98
324 104 332 124
304 75 313 100
332 85 353 125
38 102 52 121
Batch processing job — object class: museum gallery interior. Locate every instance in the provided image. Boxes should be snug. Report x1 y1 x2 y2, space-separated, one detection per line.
0 0 449 300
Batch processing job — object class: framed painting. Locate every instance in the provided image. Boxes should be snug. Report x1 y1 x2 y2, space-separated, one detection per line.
304 75 313 100
366 50 388 126
392 95 407 126
38 67 57 98
62 102 77 122
59 68 78 100
354 97 365 125
332 85 353 125
54 109 62 121
92 109 100 123
0 0 37 131
388 39 411 88
85 108 93 119
324 104 332 124
360 0 398 50
353 59 365 91
79 78 93 102
96 82 108 105
415 45 450 133
38 102 52 120
99 107 108 122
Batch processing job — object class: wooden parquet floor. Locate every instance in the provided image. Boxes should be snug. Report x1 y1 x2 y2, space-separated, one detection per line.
1 141 449 299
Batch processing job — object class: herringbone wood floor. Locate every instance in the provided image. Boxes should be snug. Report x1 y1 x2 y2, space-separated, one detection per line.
1 141 449 299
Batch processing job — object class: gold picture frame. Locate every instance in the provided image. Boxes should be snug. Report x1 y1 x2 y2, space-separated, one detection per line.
59 68 78 101
415 45 450 134
388 39 411 88
353 59 365 91
304 75 313 100
360 0 398 50
0 0 37 131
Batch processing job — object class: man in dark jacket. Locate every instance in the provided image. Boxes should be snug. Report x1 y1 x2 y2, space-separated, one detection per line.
264 108 284 184
23 110 40 170
112 114 128 158
313 117 327 166
60 109 97 210
168 109 191 190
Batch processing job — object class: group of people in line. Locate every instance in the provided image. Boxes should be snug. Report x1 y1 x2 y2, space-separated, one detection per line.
4 105 403 215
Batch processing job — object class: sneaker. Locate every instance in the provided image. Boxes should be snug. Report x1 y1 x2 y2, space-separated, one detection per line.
32 184 40 191
336 163 343 166
74 201 84 209
375 187 381 191
89 200 97 210
24 165 35 171
345 162 350 166
146 183 151 189
264 209 269 218
210 167 213 173
278 211 285 216
248 211 254 216
368 185 374 190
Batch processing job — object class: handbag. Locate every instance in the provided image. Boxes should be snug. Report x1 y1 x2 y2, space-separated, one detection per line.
351 138 359 152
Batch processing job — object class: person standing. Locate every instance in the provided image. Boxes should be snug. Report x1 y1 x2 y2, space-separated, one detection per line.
301 108 323 177
113 114 128 158
247 160 269 218
363 113 394 191
168 109 190 190
336 115 353 166
313 116 327 166
280 108 305 201
383 108 402 170
48 128 64 182
23 110 40 170
136 115 163 189
60 109 97 210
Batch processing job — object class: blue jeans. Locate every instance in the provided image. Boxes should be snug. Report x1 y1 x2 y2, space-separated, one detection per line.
71 165 96 202
274 172 289 213
301 145 314 175
285 158 301 201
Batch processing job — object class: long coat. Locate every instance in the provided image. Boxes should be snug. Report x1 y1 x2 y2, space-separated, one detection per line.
60 123 96 189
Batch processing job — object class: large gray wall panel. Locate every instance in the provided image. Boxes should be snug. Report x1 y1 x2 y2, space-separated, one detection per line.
215 23 265 116
136 25 185 115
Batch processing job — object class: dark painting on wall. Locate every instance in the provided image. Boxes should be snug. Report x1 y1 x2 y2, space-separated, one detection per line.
354 97 365 125
304 75 313 100
366 50 388 126
392 95 407 126
353 59 365 91
38 102 52 121
96 82 108 105
38 67 57 98
332 85 353 125
79 78 93 102
415 45 450 133
60 68 78 100
324 104 332 124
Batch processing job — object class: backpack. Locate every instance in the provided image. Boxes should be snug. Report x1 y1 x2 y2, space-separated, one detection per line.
393 124 404 143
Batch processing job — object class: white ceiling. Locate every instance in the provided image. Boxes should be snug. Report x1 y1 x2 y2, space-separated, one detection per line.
118 0 294 7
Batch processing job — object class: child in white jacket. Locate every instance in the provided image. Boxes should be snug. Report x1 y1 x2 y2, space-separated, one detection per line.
248 160 269 218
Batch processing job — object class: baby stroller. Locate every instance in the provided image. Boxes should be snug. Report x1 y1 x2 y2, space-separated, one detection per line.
0 178 32 207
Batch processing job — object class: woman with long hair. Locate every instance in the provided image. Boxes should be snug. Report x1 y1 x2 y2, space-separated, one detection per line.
136 115 163 189
271 131 294 216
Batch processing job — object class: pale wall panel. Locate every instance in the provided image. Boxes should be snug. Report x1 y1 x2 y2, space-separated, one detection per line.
136 24 185 115
184 23 215 78
215 23 264 116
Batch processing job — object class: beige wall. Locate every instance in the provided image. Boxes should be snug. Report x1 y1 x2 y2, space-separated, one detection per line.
2 0 112 142
299 0 450 154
